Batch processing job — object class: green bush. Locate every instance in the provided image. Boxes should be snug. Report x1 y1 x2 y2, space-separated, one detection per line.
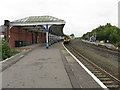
82 23 120 48
1 39 19 60
116 41 120 47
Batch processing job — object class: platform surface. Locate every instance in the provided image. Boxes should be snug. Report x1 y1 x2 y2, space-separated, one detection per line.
2 43 72 88
2 43 103 89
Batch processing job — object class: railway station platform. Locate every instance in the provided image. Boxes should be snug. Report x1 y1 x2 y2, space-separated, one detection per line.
2 42 103 89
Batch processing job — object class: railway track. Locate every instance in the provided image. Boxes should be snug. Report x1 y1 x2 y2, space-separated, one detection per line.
82 41 119 56
64 44 120 89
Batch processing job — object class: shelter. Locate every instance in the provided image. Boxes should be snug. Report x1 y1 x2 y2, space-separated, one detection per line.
4 16 66 48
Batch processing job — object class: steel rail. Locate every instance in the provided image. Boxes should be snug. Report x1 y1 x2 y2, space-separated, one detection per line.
64 44 120 88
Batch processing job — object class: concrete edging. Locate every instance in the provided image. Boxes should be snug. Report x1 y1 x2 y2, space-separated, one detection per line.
58 43 80 88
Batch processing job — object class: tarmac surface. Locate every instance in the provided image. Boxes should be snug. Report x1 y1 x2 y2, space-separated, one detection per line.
2 42 103 89
2 43 72 88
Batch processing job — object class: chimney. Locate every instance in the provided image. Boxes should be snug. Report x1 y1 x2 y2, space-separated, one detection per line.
4 20 10 42
4 20 10 26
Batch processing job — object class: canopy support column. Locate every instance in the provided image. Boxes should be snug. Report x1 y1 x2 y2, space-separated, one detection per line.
45 24 51 49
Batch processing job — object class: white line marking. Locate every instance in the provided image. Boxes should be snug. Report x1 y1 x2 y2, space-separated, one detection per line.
20 55 24 58
0 53 20 64
62 43 109 90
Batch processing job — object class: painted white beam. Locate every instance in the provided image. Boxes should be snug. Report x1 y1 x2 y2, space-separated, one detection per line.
10 21 65 26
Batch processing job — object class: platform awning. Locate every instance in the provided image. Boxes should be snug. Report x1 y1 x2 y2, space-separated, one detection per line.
10 16 66 36
7 16 66 49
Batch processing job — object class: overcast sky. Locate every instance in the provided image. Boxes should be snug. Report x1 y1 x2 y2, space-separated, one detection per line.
0 0 119 37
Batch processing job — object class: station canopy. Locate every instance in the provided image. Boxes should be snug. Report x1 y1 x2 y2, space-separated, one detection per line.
10 16 66 36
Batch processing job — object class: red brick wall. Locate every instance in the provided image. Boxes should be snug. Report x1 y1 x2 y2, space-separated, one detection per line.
9 26 46 48
9 27 19 48
38 33 46 43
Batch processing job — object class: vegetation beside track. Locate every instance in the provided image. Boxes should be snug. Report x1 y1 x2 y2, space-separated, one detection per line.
82 23 120 47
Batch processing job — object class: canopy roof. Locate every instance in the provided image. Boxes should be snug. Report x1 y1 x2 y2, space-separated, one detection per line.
10 16 65 25
9 16 66 36
12 16 65 23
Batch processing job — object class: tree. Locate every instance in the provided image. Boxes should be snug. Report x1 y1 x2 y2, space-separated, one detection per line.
70 34 75 39
82 23 120 47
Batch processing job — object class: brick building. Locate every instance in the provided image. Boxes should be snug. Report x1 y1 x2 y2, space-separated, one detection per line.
3 16 66 48
9 26 46 48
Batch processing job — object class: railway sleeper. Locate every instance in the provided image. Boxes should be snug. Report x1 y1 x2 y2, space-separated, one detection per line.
86 67 98 71
97 75 106 78
99 77 111 81
91 71 101 73
102 81 114 84
106 85 120 88
93 72 103 75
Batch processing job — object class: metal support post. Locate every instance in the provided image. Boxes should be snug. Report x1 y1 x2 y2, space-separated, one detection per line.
45 24 49 49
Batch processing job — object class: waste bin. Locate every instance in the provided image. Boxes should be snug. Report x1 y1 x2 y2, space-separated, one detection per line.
15 40 23 47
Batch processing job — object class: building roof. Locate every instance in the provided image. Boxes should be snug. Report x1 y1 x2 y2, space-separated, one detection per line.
8 16 66 36
12 16 65 23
